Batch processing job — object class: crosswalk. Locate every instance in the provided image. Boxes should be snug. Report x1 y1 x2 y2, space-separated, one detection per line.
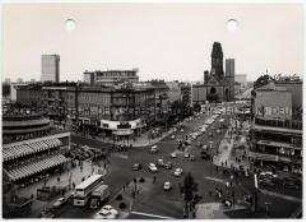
130 211 173 219
204 176 227 185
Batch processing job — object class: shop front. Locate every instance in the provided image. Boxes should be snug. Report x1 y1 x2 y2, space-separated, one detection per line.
99 118 145 142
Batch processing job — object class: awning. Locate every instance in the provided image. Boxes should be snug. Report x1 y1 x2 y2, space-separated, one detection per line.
3 138 63 162
112 129 134 136
7 154 68 182
257 140 296 149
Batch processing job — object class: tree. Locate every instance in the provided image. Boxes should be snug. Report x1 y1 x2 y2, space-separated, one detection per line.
193 102 201 113
207 93 219 103
253 74 274 89
181 172 199 218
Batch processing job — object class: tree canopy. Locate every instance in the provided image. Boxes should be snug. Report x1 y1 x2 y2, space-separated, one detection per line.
253 74 274 89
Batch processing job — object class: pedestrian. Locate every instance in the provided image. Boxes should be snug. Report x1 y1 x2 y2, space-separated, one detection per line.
153 176 157 184
226 181 230 188
209 190 212 197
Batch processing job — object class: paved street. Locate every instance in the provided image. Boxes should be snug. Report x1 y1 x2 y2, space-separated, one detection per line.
6 102 301 219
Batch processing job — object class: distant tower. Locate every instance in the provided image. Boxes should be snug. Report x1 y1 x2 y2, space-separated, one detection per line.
225 58 235 78
225 58 235 101
41 54 60 83
203 70 209 83
211 42 224 79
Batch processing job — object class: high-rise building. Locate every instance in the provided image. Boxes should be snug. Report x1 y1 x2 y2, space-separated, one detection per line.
41 54 60 83
225 58 235 78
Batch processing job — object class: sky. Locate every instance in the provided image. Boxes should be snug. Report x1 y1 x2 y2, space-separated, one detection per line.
3 3 304 82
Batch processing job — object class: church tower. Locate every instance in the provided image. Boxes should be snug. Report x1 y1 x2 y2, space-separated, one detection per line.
211 42 224 80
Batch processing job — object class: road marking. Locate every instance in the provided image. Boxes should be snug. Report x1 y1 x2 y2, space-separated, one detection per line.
259 189 302 203
131 211 173 219
158 141 179 145
112 153 129 159
204 176 226 185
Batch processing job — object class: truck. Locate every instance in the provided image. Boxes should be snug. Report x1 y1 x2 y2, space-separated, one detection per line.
90 185 110 209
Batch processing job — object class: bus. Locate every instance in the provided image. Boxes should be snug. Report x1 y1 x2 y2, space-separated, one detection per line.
89 184 110 209
73 174 104 207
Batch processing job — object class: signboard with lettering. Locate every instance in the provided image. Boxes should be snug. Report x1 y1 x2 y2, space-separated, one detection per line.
256 106 291 118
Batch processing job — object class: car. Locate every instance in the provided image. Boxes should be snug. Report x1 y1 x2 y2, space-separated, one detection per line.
190 155 195 161
201 151 210 160
180 129 184 132
174 168 183 177
170 135 176 139
148 163 158 172
163 181 172 191
157 158 165 167
259 172 277 179
259 178 276 188
95 205 119 219
170 152 177 158
41 210 56 218
164 162 173 169
132 163 142 171
52 197 67 209
184 153 190 158
185 140 191 145
150 145 159 154
200 128 206 132
282 177 301 190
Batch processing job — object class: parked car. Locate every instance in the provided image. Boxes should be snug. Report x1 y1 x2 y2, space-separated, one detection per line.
132 163 142 171
157 158 165 167
148 163 158 173
190 155 195 161
52 197 67 209
163 181 172 191
174 168 183 177
150 145 159 154
184 153 190 158
281 177 301 190
164 162 173 169
259 178 276 188
94 205 119 219
170 135 176 139
170 152 177 158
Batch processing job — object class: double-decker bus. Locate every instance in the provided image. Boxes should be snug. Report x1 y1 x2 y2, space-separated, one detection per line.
73 174 104 207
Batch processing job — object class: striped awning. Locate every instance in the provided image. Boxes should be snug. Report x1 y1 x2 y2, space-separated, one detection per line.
3 138 63 162
6 154 68 182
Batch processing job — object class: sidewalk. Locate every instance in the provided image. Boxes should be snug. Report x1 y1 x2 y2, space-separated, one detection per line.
10 159 108 218
196 202 247 219
213 129 250 171
15 160 107 199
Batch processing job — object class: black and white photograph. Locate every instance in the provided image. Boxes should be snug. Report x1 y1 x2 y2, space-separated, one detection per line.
1 0 304 219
